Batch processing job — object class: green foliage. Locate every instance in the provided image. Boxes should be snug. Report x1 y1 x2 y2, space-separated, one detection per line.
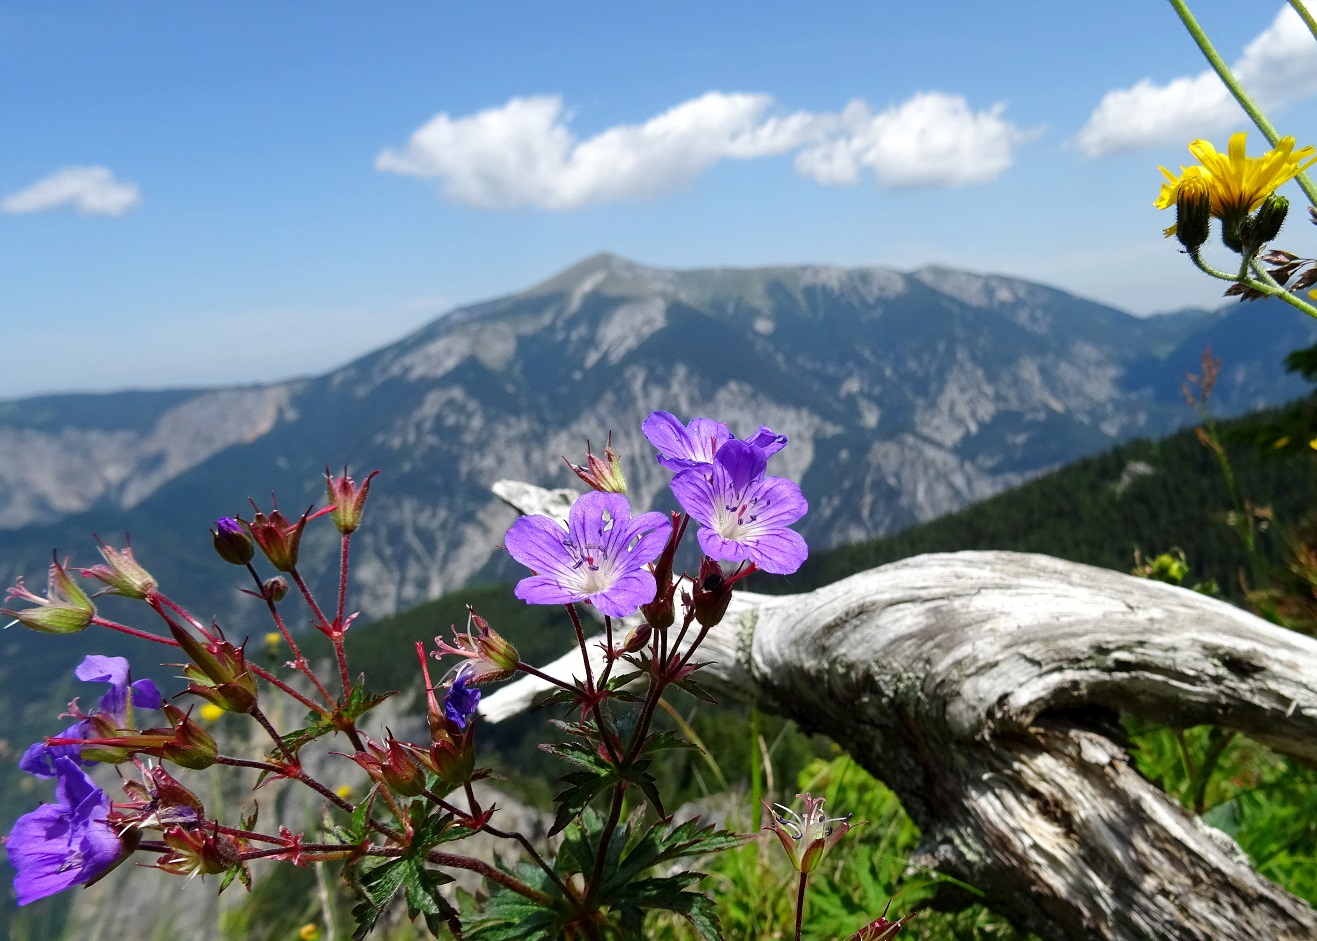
647 755 1038 941
1124 719 1317 905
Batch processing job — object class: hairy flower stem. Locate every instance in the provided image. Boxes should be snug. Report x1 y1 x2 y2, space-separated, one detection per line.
423 786 570 896
426 848 554 905
795 871 809 941
250 705 297 765
1251 257 1317 316
597 615 616 688
246 561 335 706
514 660 579 694
214 755 402 840
1169 0 1317 207
1291 0 1317 41
563 603 597 695
150 592 216 641
90 616 176 647
1187 252 1317 320
289 567 353 697
248 663 329 715
336 532 351 632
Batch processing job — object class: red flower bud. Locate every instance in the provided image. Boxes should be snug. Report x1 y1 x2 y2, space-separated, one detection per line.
325 468 380 535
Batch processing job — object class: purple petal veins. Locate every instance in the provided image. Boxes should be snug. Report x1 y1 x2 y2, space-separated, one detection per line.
670 439 808 575
8 757 125 905
506 491 671 618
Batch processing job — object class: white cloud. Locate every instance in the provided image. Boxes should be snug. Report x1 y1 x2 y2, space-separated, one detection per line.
795 93 1034 189
377 91 1032 209
1 166 141 216
1075 5 1317 157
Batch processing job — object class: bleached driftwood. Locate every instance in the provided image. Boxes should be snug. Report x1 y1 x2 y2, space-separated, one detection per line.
484 481 1317 941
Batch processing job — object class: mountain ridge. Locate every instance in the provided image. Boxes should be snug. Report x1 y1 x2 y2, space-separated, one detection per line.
0 253 1312 630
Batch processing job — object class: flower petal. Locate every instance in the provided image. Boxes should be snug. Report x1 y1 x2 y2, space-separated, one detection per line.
670 470 718 528
590 569 658 618
712 440 768 495
514 574 584 607
505 515 576 579
744 528 809 575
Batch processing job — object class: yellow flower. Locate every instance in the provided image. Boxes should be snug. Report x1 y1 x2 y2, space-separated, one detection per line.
298 924 321 941
265 631 281 647
198 703 225 723
335 784 353 800
1156 132 1316 223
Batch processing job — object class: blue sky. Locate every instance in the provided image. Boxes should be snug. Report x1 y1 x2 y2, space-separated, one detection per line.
2 1 1316 397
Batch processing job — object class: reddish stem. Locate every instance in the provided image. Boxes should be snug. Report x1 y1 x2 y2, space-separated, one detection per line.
563 603 597 695
151 592 216 642
336 532 351 631
249 663 328 715
291 566 352 696
246 562 335 706
90 616 177 647
426 849 553 906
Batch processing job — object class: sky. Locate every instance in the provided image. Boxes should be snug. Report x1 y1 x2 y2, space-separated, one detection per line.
2 1 1317 398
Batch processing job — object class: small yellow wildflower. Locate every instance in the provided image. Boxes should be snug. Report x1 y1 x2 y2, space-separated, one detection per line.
1156 132 1316 225
335 784 353 800
265 631 281 647
199 703 225 723
298 924 321 941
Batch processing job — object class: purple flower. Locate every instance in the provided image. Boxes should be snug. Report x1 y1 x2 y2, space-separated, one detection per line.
20 656 161 779
505 491 672 618
641 411 787 473
8 757 127 905
670 440 808 575
443 665 481 731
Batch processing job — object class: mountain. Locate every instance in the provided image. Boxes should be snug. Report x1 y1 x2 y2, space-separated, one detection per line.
0 253 1312 638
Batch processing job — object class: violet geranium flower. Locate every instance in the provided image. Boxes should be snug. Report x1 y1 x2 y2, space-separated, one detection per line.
670 440 808 575
8 756 128 905
505 491 671 618
641 411 787 473
443 665 481 731
20 655 162 779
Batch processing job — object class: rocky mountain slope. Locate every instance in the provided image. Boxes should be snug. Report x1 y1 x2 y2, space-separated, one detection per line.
0 253 1313 636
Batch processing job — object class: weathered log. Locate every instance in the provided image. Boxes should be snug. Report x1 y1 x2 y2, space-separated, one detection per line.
485 481 1317 941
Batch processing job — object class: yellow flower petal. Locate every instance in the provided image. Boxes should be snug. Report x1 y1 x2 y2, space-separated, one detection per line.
1156 132 1316 221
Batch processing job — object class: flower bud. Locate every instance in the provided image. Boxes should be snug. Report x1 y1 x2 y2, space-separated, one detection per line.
211 517 254 566
242 502 312 572
1174 176 1211 253
1253 193 1289 246
157 703 219 769
166 620 259 714
326 468 380 535
262 577 289 603
564 434 627 494
158 824 240 876
351 736 428 797
690 558 733 628
415 736 475 788
1 557 95 634
642 512 682 630
622 623 652 653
